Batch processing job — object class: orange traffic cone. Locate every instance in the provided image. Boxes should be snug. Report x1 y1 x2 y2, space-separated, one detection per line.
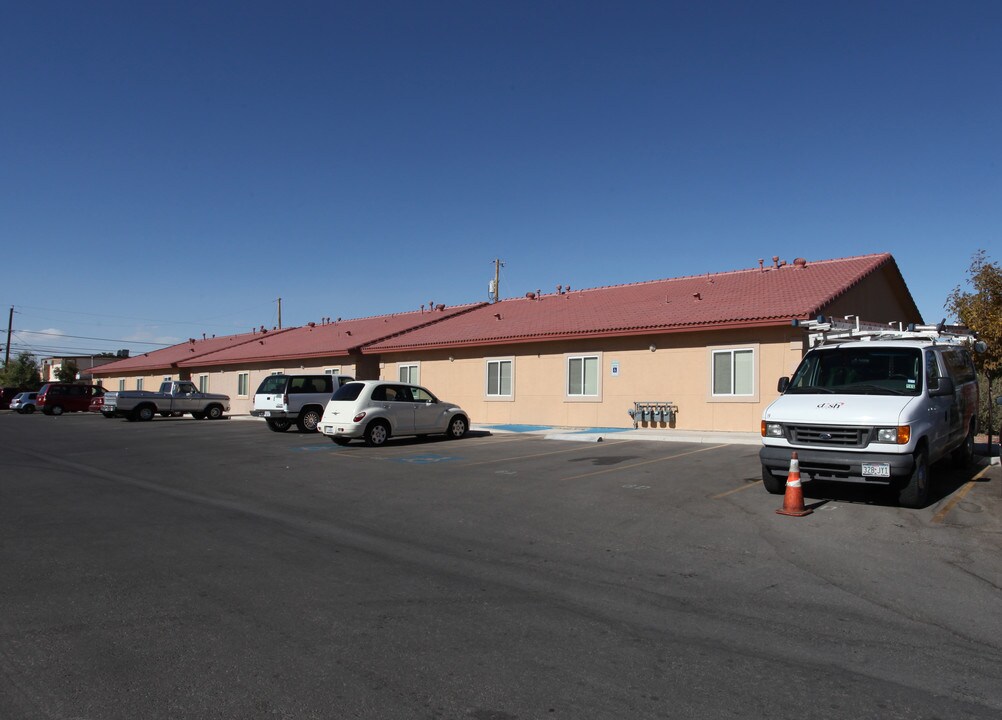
776 451 812 517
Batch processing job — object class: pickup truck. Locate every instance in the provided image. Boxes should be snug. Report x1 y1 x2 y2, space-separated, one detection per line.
103 381 230 422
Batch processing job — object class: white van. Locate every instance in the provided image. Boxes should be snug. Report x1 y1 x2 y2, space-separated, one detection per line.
252 374 354 433
761 319 983 508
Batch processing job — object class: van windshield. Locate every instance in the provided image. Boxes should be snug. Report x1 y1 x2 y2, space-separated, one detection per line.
787 347 922 396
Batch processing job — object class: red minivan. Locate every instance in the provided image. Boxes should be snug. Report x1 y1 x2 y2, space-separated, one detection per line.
36 383 105 415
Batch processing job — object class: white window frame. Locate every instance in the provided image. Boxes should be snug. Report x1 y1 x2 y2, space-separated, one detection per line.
136 378 144 391
565 353 602 402
708 345 759 402
119 379 126 391
237 373 249 397
485 358 514 400
198 374 209 393
324 367 342 376
398 363 419 384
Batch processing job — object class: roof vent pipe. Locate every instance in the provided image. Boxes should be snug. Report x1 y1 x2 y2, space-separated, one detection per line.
793 257 808 268
772 256 780 269
759 258 764 271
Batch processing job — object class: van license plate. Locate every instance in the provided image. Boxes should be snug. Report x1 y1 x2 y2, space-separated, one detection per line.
862 463 890 478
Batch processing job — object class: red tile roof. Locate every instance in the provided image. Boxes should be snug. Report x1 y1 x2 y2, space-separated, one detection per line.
90 330 290 376
365 254 919 352
176 304 483 367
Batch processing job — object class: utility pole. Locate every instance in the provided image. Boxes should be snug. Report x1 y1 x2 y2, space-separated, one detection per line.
277 297 282 329
4 306 12 366
490 259 504 303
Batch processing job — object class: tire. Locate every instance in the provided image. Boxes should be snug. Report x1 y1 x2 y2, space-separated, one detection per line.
135 406 155 422
446 415 468 439
51 405 64 416
24 405 34 414
364 421 390 447
897 447 929 509
191 411 206 420
102 412 115 419
762 465 786 494
297 407 323 433
330 436 351 446
952 424 975 469
205 405 224 420
266 418 292 432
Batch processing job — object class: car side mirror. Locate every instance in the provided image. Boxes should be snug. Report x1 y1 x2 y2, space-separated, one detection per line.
777 377 790 393
928 376 955 397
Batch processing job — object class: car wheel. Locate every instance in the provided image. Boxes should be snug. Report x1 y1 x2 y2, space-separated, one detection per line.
206 405 224 420
364 421 390 447
897 447 929 509
952 423 975 469
266 418 291 432
102 412 115 419
51 405 64 416
24 405 34 414
135 406 155 422
446 415 468 439
761 465 786 495
330 436 351 446
297 408 322 433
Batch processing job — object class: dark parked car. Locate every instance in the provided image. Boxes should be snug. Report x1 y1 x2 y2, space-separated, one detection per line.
1 387 24 410
36 383 105 415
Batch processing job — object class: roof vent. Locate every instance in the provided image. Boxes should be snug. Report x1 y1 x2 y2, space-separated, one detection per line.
494 313 502 320
526 292 536 300
308 322 316 328
693 292 702 300
793 257 808 268
436 304 445 311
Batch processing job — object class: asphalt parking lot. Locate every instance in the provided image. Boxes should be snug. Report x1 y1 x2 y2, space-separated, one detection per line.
3 411 1002 719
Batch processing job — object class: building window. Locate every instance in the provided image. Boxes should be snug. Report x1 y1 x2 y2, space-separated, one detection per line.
324 367 341 375
486 359 513 398
136 378 144 391
237 373 249 397
198 375 209 393
399 364 419 384
163 376 172 382
566 355 600 398
712 348 754 396
119 379 126 392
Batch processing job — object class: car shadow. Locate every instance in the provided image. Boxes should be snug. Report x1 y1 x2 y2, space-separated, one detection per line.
797 459 994 509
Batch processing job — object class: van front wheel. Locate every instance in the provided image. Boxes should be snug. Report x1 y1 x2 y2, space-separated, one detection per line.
761 465 786 494
897 448 929 509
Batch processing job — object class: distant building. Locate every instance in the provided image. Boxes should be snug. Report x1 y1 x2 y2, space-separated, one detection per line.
39 354 126 384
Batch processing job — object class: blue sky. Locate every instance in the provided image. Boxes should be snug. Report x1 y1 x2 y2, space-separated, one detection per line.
2 1 999 358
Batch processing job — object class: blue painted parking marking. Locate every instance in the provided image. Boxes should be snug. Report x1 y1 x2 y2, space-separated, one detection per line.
391 453 458 464
295 445 337 452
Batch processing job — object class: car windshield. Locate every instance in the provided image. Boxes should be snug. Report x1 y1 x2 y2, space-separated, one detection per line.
786 346 922 396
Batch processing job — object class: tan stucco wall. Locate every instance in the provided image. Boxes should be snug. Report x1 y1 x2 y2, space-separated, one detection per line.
378 326 805 433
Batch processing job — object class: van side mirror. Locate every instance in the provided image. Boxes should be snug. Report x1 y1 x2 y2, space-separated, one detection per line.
777 377 790 393
928 376 955 397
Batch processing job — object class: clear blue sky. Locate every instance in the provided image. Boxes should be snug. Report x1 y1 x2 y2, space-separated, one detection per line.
2 1 999 358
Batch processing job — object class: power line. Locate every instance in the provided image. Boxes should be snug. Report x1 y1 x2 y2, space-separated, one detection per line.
15 330 171 346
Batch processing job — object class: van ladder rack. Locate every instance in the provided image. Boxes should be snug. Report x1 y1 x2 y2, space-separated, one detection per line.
793 316 979 348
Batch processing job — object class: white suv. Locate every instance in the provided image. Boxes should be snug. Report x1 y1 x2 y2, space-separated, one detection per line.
318 380 469 446
761 320 983 508
252 374 354 433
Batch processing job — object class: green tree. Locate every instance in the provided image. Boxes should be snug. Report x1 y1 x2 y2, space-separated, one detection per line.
55 360 79 383
0 352 42 390
947 250 1002 437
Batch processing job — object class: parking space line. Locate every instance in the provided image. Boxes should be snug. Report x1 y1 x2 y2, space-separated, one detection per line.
931 464 995 524
712 481 762 499
559 444 729 482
